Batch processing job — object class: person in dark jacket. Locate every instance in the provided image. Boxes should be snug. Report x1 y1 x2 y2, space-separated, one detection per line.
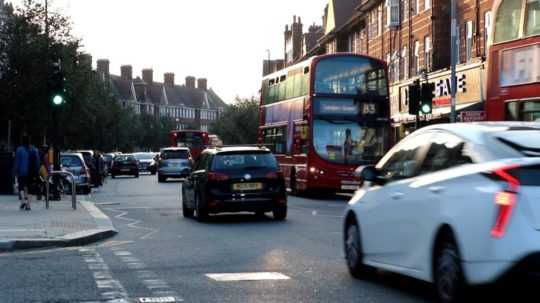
14 135 40 211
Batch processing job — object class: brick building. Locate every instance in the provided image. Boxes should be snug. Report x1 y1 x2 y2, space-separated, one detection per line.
96 59 226 132
270 0 495 136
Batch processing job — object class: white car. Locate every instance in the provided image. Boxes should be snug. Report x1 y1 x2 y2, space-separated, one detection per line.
343 122 540 303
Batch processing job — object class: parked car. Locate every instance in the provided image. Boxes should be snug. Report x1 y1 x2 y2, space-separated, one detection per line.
182 146 287 222
343 122 540 303
60 153 91 195
111 154 139 178
134 152 157 174
157 148 192 182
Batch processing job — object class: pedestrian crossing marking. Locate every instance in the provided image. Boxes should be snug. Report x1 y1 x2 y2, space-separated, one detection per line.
206 272 291 282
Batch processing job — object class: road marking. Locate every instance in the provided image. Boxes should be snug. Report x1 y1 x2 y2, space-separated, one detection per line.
138 297 180 302
110 249 183 302
206 272 291 282
106 208 159 240
80 248 129 302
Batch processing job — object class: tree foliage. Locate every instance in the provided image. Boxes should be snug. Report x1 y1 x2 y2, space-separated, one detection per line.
0 1 172 151
210 97 259 145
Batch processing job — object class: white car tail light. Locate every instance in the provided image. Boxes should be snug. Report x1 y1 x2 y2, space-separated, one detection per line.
491 165 520 238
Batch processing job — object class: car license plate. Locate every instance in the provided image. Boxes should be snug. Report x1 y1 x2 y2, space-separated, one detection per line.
233 183 262 191
341 185 358 191
121 169 130 172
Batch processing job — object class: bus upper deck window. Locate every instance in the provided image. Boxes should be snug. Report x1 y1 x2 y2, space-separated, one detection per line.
494 0 524 43
526 0 540 36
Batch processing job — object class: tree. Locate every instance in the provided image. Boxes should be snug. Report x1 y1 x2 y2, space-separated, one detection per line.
210 97 259 145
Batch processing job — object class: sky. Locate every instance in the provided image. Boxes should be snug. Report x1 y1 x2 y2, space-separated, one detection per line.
9 0 328 103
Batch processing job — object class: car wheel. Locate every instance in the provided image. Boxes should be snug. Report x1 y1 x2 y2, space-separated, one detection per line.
272 205 287 220
158 175 166 183
195 193 208 222
345 222 370 279
111 174 116 179
182 188 194 218
434 240 465 303
135 173 139 178
151 170 157 175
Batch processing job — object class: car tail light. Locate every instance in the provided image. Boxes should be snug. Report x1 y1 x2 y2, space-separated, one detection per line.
208 172 229 181
275 196 287 204
491 165 521 238
266 171 284 179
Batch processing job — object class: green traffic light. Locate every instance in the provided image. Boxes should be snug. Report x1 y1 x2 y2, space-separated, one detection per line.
421 104 432 114
52 94 64 106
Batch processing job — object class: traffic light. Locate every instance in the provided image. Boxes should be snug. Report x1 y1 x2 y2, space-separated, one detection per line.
49 61 65 106
408 80 421 115
420 82 435 114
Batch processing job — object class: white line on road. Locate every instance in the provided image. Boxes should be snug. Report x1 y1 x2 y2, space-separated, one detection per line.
106 208 159 240
80 248 129 302
206 272 291 282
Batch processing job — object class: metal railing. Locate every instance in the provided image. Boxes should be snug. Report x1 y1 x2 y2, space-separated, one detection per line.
45 171 77 210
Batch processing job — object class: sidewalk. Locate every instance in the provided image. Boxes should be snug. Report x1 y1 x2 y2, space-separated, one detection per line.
0 194 117 252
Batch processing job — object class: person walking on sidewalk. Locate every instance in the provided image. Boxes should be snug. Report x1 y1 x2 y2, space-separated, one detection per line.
14 135 40 211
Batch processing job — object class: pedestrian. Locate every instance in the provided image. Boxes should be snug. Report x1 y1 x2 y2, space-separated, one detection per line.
13 135 40 211
37 145 52 200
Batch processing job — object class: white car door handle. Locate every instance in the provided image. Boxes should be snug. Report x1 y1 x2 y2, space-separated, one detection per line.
429 186 444 194
391 193 404 200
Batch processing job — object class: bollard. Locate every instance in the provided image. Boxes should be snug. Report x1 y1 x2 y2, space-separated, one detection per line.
45 171 77 210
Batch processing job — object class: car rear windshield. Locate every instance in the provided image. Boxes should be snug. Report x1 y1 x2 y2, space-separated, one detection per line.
61 156 83 167
213 152 278 171
134 153 154 160
115 155 135 162
495 129 540 157
161 150 189 159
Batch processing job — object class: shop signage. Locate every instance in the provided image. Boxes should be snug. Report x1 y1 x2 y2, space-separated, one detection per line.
460 111 486 122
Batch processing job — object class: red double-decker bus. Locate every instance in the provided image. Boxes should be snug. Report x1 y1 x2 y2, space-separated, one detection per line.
259 53 392 193
169 130 209 159
486 0 540 121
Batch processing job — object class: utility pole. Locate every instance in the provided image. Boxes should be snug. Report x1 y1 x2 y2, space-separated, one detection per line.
450 0 458 123
45 0 60 171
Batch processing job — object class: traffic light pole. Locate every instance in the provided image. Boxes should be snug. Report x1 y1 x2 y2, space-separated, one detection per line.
450 0 458 123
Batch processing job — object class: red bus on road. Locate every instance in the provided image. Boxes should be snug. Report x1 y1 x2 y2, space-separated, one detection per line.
259 53 392 193
486 0 540 121
169 130 209 159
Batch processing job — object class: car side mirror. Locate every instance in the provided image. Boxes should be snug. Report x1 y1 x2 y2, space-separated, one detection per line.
354 165 385 185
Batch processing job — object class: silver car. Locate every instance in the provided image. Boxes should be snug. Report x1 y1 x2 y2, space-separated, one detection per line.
60 153 91 195
157 148 192 182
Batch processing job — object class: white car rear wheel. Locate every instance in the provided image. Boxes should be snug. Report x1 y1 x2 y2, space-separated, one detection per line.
435 241 465 303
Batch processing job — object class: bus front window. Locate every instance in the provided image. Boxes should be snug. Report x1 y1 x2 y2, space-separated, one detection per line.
313 119 385 165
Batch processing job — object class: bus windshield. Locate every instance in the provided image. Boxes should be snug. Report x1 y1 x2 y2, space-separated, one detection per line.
313 119 386 165
315 56 387 96
176 132 204 149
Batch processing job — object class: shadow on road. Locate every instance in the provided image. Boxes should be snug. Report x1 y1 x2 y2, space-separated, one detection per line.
187 213 289 225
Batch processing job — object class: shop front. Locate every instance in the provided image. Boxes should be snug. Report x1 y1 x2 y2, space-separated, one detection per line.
390 62 486 141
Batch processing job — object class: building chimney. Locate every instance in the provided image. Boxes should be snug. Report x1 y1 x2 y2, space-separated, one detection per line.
78 54 92 70
96 59 110 79
186 76 196 89
121 65 133 80
164 73 175 86
197 78 208 91
142 68 153 84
